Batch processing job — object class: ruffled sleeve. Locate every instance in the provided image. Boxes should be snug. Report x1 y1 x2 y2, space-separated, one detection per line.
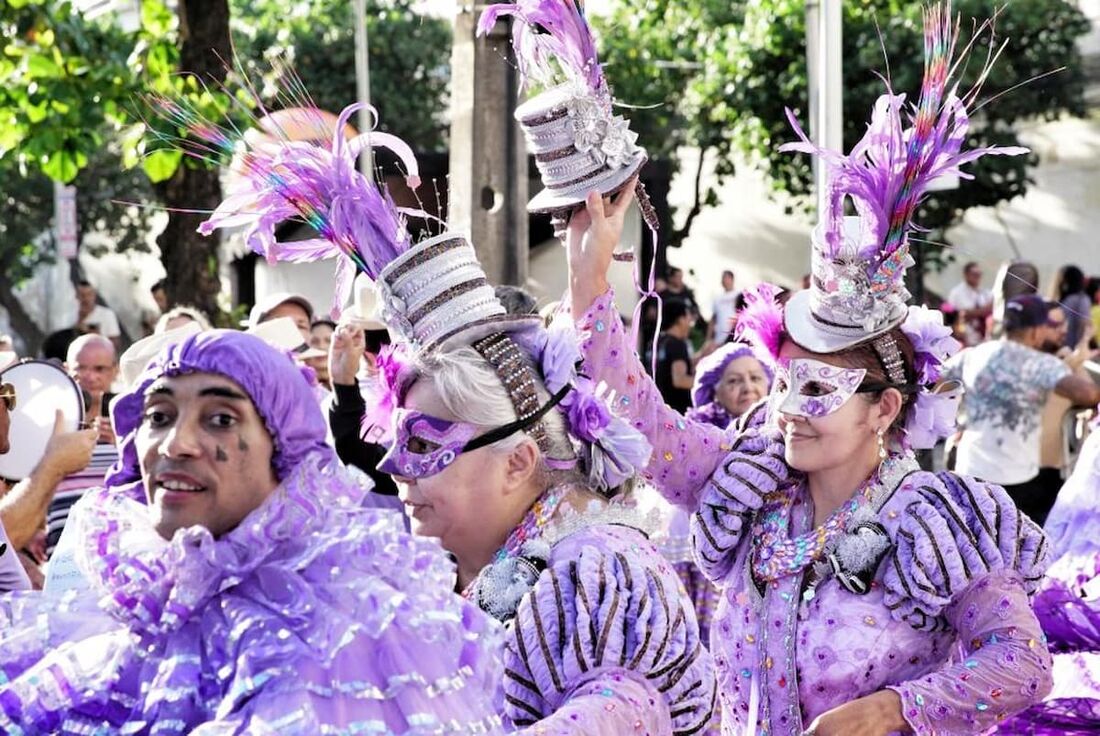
690 429 788 583
503 525 717 735
882 472 1054 733
574 288 731 510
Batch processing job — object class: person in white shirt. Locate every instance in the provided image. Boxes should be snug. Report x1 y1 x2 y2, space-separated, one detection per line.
706 269 740 344
943 295 1100 524
75 280 121 349
946 261 993 346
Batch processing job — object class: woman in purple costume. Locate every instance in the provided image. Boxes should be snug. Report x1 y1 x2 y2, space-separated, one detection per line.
368 228 718 734
997 426 1100 733
561 5 1054 734
0 330 504 734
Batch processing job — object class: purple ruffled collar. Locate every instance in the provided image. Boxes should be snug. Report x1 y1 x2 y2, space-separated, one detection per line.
76 451 371 636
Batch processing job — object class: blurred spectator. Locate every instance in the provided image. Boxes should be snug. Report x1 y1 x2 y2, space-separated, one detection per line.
309 319 336 390
990 260 1039 338
947 261 992 347
495 284 539 316
659 267 701 316
1088 277 1100 345
142 279 169 335
41 328 80 364
247 293 314 342
944 295 1100 525
74 280 121 349
801 273 812 290
155 305 212 334
0 335 13 353
1039 310 1096 491
654 300 695 414
66 335 118 441
1050 264 1091 349
706 270 739 345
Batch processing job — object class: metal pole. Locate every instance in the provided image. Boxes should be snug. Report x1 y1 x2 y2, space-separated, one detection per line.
354 0 373 176
806 0 843 219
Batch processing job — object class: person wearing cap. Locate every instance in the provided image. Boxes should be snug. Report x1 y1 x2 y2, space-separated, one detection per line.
0 329 505 733
308 318 337 389
246 291 315 342
563 7 1054 733
943 294 1100 525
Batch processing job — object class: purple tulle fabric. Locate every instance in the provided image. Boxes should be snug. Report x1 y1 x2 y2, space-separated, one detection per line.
0 330 505 734
993 430 1100 733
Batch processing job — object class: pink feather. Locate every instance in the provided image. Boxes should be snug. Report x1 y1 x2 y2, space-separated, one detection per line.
735 283 785 361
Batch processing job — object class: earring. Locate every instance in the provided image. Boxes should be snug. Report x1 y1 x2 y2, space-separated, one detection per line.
876 427 887 460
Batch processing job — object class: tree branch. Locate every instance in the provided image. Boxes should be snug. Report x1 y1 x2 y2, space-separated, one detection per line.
669 146 709 249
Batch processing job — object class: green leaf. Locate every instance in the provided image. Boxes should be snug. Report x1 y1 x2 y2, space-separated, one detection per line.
25 52 62 78
141 148 182 183
41 146 86 182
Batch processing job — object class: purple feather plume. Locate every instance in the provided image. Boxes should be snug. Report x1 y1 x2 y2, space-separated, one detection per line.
151 88 420 316
477 0 605 94
778 2 1027 290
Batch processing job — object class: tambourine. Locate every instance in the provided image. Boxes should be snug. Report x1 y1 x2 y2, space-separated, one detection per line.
0 360 84 481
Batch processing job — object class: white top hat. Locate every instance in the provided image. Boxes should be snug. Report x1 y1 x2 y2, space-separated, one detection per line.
377 232 540 353
784 217 912 353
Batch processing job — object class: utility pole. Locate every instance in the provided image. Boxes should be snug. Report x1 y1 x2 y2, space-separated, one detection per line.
353 0 373 176
805 0 843 219
447 2 528 286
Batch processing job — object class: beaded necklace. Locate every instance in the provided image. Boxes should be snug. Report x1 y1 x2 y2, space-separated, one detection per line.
750 467 880 584
462 485 566 600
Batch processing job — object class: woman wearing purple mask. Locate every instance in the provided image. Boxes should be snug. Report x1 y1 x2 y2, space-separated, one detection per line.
561 6 1053 735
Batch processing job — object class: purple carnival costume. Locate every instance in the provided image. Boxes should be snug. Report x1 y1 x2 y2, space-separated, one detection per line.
569 5 1054 734
0 330 504 733
995 426 1100 732
174 40 718 732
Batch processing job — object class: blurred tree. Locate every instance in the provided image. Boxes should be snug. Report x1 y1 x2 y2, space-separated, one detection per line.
231 0 452 151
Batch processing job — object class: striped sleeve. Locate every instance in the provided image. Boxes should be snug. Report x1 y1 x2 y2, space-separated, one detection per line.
882 471 1050 632
503 527 717 735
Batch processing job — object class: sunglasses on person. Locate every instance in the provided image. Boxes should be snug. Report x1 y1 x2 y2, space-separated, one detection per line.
0 383 15 411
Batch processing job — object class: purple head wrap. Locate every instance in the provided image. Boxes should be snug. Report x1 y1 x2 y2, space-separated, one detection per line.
108 329 333 490
690 342 774 410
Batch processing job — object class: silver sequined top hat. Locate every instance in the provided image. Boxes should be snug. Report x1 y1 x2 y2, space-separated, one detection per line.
377 231 540 353
516 82 647 214
784 216 912 354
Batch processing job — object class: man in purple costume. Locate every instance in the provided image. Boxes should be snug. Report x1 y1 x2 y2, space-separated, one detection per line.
0 329 504 734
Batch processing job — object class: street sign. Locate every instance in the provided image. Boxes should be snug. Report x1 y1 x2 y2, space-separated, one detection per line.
54 182 78 259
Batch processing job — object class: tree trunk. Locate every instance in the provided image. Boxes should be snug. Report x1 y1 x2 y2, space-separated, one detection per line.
154 0 232 320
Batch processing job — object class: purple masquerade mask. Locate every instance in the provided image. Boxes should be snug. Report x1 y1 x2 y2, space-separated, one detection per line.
377 409 478 479
378 384 571 479
772 358 867 419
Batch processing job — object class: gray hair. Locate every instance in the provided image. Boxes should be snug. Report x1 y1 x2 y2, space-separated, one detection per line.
414 344 577 480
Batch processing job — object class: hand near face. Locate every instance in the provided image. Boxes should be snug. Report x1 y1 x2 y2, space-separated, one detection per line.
329 324 365 387
801 690 909 736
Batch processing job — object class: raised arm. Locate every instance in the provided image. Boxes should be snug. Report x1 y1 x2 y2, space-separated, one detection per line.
565 186 728 510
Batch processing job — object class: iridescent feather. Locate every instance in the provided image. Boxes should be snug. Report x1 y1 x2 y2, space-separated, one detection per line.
779 2 1027 292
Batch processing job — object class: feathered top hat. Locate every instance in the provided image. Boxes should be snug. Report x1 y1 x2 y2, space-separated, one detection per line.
479 0 649 217
157 83 650 489
780 3 1026 354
